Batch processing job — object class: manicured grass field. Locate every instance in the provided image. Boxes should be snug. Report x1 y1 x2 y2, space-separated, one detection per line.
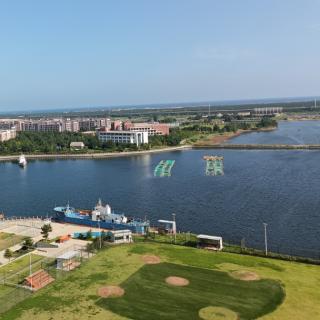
1 242 320 320
100 262 284 320
0 232 26 251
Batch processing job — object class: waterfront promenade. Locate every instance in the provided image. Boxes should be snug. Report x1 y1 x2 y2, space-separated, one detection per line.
2 143 320 163
0 145 192 162
194 144 320 150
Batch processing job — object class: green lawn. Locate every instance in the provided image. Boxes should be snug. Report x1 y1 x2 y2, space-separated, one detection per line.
100 262 284 320
0 232 26 251
1 242 320 320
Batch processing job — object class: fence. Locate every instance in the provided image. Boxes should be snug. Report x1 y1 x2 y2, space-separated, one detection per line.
0 244 91 315
138 232 320 265
0 217 51 233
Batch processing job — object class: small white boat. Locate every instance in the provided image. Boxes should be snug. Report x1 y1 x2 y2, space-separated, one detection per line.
18 154 27 167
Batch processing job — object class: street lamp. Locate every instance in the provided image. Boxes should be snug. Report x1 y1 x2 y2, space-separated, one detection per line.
263 223 268 256
172 213 176 244
29 252 32 289
98 218 102 249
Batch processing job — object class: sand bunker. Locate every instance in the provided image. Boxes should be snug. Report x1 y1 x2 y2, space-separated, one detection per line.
97 286 125 298
142 255 161 264
230 270 260 281
199 306 238 320
165 276 189 286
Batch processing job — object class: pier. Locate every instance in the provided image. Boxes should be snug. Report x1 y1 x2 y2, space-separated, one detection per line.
194 144 320 150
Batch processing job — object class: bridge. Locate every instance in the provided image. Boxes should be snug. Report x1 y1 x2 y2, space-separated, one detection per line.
193 144 320 150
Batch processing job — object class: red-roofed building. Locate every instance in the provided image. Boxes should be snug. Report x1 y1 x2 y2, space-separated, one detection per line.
123 121 169 136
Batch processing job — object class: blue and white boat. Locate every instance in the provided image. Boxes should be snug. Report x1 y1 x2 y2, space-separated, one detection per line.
53 199 149 234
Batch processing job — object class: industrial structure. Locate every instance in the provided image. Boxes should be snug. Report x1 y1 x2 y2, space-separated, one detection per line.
253 107 283 116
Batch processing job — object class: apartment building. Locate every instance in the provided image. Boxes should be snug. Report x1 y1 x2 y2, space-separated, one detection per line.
123 121 169 135
0 128 17 142
97 128 148 146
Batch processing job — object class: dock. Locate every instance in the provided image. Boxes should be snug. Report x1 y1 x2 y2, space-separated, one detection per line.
203 156 224 176
154 160 175 177
194 144 320 150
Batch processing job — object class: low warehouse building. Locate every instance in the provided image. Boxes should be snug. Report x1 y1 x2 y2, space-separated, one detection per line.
70 141 85 150
107 230 133 244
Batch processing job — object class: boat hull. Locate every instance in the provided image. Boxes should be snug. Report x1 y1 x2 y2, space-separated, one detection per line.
53 214 148 235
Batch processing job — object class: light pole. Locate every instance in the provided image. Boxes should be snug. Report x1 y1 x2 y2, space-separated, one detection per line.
263 223 268 256
29 252 32 289
98 218 102 250
172 213 176 244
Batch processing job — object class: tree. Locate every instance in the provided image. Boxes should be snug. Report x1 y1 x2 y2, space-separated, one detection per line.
22 237 34 250
86 229 92 240
41 224 52 241
4 248 13 261
258 117 277 128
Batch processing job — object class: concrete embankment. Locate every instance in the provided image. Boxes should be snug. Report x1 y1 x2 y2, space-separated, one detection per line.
2 143 320 163
193 144 320 150
0 145 192 162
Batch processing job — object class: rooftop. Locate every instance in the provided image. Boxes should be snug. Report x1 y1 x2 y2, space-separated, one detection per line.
197 234 222 241
57 250 80 260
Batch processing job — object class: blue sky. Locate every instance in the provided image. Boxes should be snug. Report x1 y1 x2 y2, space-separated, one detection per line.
0 0 320 111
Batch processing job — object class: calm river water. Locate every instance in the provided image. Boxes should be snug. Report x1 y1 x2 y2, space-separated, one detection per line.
0 121 320 257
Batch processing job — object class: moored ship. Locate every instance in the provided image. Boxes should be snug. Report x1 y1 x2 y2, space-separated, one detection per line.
18 154 27 167
53 199 149 234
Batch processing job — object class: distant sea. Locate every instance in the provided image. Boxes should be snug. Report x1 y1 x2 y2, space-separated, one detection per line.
1 95 320 116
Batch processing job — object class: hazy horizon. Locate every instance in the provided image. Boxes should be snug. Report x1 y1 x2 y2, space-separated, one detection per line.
1 1 320 111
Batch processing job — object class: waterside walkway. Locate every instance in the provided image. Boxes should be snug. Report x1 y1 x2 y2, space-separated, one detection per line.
194 144 320 150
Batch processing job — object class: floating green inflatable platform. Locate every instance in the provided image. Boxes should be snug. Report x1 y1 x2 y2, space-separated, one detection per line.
154 160 175 177
203 156 224 176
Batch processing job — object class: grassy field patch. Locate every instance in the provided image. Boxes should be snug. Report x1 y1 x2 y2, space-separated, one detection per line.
98 262 284 320
1 243 320 320
0 232 26 251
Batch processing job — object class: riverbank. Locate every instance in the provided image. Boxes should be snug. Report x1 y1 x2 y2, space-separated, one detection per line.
193 144 320 149
0 126 279 162
193 126 276 146
0 145 192 162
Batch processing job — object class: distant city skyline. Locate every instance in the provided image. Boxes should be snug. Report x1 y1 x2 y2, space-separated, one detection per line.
1 0 320 111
